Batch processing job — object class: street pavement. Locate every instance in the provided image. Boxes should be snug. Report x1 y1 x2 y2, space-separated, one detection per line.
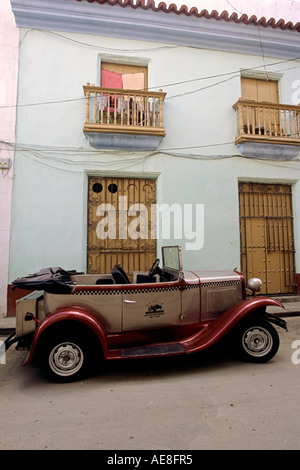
1 316 300 450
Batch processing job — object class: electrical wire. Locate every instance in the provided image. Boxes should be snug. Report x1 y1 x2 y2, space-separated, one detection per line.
9 145 300 176
41 29 300 90
45 30 179 53
167 74 239 99
2 137 300 164
1 51 300 109
225 0 275 82
1 138 236 154
225 0 244 15
2 12 297 113
1 19 300 167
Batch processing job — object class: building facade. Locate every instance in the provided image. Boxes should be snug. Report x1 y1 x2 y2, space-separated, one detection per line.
6 0 300 314
0 0 19 317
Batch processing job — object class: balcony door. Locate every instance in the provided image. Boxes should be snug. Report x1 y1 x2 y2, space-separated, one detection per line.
100 62 148 128
241 77 279 135
87 176 156 277
241 77 279 103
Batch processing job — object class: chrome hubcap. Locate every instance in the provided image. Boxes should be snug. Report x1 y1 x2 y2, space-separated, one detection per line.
242 326 272 357
49 342 84 377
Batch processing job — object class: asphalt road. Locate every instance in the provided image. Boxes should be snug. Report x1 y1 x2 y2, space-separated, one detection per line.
0 317 300 451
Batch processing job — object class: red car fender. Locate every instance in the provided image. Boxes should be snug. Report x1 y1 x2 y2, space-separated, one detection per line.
23 306 108 366
181 297 285 353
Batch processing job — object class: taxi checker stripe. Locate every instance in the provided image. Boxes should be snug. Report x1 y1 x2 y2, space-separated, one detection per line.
72 284 199 296
72 289 122 295
125 284 198 295
201 280 241 288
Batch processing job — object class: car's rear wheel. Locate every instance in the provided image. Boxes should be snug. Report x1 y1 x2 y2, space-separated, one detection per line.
234 318 280 363
42 329 98 382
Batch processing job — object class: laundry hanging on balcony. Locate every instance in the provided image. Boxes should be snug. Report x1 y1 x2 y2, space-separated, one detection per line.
99 70 145 118
101 69 123 88
122 73 144 90
101 69 145 90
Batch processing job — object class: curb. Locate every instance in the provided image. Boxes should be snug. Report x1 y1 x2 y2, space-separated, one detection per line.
0 318 16 336
0 328 16 335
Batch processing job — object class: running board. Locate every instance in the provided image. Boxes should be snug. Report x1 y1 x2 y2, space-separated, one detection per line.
121 343 186 358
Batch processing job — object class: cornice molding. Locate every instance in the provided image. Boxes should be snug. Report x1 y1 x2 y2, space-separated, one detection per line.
10 0 300 59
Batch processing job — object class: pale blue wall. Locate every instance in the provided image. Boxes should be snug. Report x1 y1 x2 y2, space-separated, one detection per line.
9 28 300 280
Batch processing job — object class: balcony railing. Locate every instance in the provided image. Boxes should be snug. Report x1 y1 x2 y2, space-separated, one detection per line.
233 99 300 146
83 83 166 137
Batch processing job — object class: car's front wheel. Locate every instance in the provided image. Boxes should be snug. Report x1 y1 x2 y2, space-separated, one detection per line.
234 318 280 363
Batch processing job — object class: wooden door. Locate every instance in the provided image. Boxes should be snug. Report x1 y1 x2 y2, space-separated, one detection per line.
241 77 280 134
239 182 295 295
87 176 156 276
241 77 279 103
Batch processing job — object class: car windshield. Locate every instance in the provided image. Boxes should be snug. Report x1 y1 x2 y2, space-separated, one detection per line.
162 246 183 271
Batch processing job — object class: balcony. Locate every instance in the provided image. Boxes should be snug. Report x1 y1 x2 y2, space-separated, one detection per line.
83 83 166 151
233 99 300 159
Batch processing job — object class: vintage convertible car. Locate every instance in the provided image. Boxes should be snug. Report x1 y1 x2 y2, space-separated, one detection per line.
5 246 287 382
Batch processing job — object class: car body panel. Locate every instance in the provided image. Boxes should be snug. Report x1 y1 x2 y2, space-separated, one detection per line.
44 285 123 332
23 305 109 366
180 296 285 353
9 246 286 370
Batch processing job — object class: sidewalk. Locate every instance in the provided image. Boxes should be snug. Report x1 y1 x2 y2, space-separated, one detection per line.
267 295 300 316
0 316 16 335
1 296 300 335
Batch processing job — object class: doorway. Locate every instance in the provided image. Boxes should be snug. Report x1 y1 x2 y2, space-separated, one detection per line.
87 176 157 276
239 182 295 295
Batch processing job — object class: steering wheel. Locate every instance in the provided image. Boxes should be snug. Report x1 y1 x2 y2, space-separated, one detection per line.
148 258 160 278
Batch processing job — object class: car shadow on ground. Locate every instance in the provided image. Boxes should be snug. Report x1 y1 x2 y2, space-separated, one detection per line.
9 321 293 386
22 338 238 385
87 338 245 384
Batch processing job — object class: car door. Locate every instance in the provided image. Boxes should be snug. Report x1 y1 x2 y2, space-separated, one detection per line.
122 282 182 331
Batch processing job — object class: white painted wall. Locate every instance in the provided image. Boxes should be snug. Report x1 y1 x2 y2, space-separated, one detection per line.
0 0 19 316
8 28 300 282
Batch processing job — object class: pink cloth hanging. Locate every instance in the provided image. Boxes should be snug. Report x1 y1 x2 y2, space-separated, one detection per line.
101 69 123 88
122 73 144 90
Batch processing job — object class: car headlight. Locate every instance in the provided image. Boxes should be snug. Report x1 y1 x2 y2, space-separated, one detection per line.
247 277 262 294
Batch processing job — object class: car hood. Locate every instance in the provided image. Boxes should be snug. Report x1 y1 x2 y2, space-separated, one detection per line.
186 270 242 284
